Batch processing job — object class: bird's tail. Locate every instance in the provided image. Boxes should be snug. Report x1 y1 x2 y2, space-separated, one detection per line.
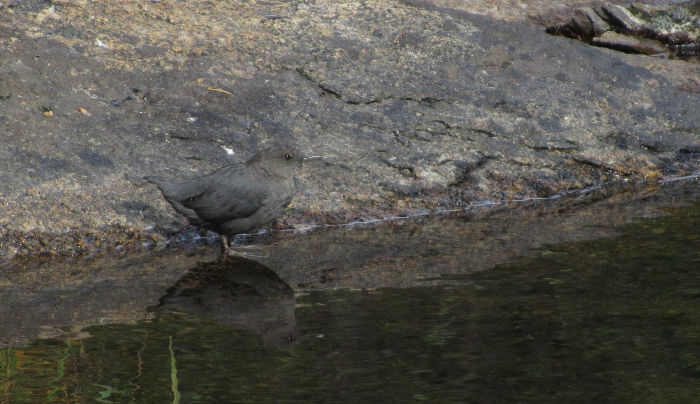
144 175 206 202
144 175 167 186
144 176 178 196
144 175 206 224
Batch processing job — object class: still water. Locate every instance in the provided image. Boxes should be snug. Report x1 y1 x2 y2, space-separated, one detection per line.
1 182 699 403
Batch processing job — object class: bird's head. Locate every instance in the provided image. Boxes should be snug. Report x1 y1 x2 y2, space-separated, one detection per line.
248 145 306 178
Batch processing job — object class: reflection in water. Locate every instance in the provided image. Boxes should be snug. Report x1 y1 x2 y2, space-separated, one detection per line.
151 257 297 347
0 248 206 348
0 181 698 402
258 180 700 290
0 257 299 403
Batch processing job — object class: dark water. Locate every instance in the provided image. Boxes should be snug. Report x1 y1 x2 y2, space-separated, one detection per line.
1 190 699 403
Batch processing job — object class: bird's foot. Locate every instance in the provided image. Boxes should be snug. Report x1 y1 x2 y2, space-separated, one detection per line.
220 235 269 259
225 244 270 259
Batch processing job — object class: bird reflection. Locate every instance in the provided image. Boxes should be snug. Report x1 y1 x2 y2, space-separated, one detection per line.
150 256 297 347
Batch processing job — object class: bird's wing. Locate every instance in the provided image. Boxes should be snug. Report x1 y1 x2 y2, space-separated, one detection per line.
146 176 210 202
180 168 269 222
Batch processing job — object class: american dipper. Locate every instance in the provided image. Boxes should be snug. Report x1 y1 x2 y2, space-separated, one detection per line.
145 145 306 255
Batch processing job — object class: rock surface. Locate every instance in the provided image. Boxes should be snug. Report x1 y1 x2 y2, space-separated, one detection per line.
0 0 698 260
591 30 668 54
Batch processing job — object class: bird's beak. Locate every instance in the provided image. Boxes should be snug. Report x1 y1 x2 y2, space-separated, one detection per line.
303 155 323 161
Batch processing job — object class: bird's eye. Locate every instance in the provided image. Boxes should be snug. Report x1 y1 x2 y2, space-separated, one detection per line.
284 153 292 160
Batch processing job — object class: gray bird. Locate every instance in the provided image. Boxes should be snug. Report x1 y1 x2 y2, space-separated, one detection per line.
145 145 307 256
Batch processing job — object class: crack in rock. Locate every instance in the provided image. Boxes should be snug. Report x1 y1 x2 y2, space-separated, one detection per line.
293 67 343 100
381 158 418 179
293 66 451 106
450 154 492 186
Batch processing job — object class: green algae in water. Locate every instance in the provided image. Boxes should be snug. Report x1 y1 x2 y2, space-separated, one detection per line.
0 201 698 403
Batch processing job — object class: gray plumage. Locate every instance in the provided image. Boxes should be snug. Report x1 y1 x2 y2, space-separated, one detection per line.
145 145 304 252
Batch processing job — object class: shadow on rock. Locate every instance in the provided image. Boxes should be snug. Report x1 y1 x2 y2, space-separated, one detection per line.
150 256 297 347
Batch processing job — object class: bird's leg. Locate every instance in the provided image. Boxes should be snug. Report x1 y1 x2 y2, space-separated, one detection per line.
220 234 266 259
219 234 230 259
